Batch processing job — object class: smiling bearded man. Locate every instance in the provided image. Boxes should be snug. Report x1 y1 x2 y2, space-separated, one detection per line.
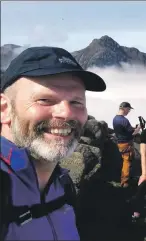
9 76 84 164
0 46 106 241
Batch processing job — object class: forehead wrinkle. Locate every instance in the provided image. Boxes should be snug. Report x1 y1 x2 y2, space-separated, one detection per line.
29 82 85 97
35 81 84 92
47 83 83 92
27 75 85 89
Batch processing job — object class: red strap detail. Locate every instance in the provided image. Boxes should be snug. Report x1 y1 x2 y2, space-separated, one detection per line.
7 148 12 163
0 153 11 165
0 149 12 173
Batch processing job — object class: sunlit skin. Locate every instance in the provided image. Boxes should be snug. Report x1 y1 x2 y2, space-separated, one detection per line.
1 73 88 189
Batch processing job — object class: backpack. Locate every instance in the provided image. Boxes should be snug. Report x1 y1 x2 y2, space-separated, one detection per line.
0 166 76 240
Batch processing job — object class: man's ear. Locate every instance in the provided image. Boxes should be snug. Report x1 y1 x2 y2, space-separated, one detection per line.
0 93 12 125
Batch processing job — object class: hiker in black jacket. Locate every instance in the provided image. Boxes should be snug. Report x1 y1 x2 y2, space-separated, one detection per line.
132 128 146 219
139 129 146 185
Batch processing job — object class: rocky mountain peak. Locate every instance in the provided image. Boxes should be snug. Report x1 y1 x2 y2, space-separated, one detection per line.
72 35 146 69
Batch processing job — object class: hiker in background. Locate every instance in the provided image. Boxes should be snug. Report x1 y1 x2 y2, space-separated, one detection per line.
139 128 146 185
113 102 141 187
0 46 106 240
132 128 146 220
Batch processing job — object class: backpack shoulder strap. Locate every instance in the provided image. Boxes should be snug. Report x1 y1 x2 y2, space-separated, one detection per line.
59 172 77 208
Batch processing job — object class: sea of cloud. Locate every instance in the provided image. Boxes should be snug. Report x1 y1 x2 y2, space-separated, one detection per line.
86 63 146 128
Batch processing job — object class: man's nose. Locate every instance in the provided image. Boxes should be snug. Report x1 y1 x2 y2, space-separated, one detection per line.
52 101 76 120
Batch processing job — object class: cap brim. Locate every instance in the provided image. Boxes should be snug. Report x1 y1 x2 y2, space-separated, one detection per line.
120 105 134 109
20 68 106 92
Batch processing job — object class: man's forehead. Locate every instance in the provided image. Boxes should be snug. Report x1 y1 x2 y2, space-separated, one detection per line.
17 74 85 90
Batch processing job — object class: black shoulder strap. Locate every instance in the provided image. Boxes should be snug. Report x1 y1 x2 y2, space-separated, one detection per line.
59 173 77 209
52 165 76 208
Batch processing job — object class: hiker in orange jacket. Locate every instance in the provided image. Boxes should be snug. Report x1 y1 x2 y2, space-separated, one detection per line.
113 102 141 187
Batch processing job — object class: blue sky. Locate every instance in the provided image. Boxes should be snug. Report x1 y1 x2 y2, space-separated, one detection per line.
1 1 146 52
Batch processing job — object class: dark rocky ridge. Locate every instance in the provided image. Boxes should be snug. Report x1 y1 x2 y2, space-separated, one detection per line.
72 35 146 69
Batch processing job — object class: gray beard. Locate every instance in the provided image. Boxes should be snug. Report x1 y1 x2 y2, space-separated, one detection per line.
10 115 82 164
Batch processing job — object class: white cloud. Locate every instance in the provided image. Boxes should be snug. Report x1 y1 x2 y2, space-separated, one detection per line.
23 24 69 47
86 64 146 127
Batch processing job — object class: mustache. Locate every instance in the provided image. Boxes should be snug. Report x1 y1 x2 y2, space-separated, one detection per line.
34 119 81 134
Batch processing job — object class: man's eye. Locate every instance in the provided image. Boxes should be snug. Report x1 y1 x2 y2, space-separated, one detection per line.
71 101 84 106
37 99 53 105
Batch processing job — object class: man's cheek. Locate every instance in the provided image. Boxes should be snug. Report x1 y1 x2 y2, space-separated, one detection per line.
27 107 50 123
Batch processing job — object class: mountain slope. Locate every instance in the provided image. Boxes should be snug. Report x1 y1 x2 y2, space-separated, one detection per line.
72 35 146 69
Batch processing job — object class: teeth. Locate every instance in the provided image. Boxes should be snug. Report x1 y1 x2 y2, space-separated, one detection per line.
54 129 58 134
50 128 71 135
59 129 62 134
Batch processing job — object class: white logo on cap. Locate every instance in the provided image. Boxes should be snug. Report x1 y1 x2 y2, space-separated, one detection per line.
59 56 77 66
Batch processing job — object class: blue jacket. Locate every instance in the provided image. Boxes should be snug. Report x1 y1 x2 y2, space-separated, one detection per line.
0 136 79 240
113 115 134 143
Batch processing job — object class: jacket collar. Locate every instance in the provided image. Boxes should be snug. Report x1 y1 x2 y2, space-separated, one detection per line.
0 136 29 171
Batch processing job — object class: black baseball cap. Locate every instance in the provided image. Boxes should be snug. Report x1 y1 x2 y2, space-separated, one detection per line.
119 102 134 109
1 46 106 92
